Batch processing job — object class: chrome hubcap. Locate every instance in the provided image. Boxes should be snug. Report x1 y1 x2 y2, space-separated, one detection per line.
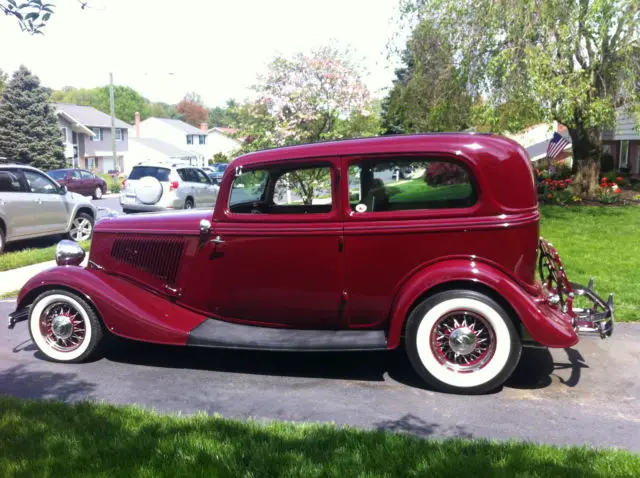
430 311 496 371
448 327 477 355
51 315 73 339
39 303 86 352
96 187 102 198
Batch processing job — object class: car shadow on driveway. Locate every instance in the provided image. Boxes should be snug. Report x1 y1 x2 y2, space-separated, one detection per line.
100 338 587 393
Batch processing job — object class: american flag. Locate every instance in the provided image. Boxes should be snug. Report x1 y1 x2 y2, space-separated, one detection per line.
547 132 570 160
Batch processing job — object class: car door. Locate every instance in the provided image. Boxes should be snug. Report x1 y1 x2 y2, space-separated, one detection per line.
184 159 345 328
80 170 98 196
193 168 217 207
19 169 69 235
0 169 33 240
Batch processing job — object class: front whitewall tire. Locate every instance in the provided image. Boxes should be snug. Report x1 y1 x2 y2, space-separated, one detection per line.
28 290 103 363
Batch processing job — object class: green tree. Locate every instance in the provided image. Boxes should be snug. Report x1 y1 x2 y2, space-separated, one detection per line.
400 0 640 194
381 25 474 134
1 0 54 33
0 69 7 96
208 99 240 128
0 66 65 169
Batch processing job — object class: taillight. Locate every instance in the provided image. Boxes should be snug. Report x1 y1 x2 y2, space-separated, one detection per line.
122 179 126 187
170 180 179 191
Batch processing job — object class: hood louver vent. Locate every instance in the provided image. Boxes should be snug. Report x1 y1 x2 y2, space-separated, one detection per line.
111 237 185 284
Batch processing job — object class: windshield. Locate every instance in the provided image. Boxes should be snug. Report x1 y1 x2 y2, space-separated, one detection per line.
215 164 228 173
48 170 67 180
128 166 171 181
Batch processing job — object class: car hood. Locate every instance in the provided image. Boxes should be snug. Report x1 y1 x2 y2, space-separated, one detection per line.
95 209 212 235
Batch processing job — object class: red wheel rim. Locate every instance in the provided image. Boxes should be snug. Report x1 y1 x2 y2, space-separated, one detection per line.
39 302 87 353
429 310 496 372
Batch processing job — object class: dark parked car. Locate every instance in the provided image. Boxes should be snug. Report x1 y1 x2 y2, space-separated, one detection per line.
206 163 228 184
9 134 613 394
48 168 107 199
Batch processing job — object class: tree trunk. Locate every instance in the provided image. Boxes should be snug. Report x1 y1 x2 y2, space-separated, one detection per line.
568 121 602 197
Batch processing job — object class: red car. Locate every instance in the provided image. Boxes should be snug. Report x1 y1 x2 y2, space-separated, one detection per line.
48 168 108 200
9 134 613 394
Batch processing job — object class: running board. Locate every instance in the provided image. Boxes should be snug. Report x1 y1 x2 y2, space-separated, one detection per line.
188 318 388 351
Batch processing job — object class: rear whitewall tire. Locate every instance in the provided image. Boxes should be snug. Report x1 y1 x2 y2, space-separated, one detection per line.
406 290 522 394
28 290 103 363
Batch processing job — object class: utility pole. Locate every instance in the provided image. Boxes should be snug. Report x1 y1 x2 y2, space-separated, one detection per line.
109 72 117 174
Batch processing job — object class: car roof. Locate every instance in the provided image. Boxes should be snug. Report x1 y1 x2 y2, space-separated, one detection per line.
132 162 199 169
0 164 47 172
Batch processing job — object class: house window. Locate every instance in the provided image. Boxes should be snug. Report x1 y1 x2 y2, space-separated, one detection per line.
91 128 103 142
603 144 611 155
619 140 629 169
86 157 97 170
60 126 68 142
199 135 206 145
187 135 194 145
115 129 123 141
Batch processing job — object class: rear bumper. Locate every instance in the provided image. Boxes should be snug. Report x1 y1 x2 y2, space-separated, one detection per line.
570 281 614 339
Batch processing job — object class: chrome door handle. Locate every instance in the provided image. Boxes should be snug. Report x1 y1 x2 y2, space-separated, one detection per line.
34 198 42 204
210 236 225 244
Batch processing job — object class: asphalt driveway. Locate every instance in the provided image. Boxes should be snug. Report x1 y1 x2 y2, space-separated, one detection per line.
1 298 638 450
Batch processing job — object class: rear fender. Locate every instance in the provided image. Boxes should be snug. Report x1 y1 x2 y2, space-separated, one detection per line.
16 267 207 345
386 259 578 350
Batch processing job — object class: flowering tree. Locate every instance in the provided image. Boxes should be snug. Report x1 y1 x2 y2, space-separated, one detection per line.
176 92 208 127
252 46 371 146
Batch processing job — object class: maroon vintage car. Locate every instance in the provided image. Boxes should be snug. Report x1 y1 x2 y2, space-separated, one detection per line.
9 134 613 394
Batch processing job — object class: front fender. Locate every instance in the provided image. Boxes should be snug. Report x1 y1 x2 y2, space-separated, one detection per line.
386 259 578 350
16 267 207 345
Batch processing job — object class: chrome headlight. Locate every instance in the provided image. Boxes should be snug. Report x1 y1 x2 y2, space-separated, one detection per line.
55 240 86 266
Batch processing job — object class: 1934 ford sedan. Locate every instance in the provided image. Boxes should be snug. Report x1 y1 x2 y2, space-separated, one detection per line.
8 134 614 394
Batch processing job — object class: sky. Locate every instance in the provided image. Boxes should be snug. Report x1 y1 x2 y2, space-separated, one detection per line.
0 0 405 107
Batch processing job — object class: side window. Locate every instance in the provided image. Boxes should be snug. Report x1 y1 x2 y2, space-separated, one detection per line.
80 170 93 179
349 158 475 213
195 170 210 184
0 171 23 192
177 169 189 181
22 170 60 194
229 169 269 206
273 167 332 208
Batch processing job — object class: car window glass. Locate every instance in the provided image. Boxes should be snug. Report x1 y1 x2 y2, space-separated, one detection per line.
273 167 332 208
22 170 60 194
72 170 82 179
195 170 210 184
349 158 475 213
80 170 93 179
177 169 189 181
0 171 23 192
229 169 268 206
128 166 171 182
47 170 66 180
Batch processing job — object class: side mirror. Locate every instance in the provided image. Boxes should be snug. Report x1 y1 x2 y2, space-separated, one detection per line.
59 185 68 195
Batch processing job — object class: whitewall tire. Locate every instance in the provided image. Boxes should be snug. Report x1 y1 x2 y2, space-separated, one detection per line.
28 290 103 363
405 289 521 394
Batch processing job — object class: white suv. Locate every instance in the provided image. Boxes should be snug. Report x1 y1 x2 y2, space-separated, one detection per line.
0 165 96 254
120 162 219 214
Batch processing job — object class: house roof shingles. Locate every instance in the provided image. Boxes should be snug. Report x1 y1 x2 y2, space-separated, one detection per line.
130 137 197 158
152 118 204 135
52 103 132 129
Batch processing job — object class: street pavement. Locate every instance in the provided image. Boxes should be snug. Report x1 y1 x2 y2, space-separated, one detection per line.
1 297 638 451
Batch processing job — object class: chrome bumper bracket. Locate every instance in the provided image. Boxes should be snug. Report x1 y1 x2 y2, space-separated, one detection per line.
570 280 614 339
7 307 29 330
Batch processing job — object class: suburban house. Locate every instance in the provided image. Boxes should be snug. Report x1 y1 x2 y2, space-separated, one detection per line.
130 115 208 167
205 127 243 159
126 137 199 175
601 107 640 175
505 122 573 166
53 103 131 173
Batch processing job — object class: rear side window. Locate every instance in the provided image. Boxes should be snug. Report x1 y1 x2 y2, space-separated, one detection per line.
0 171 23 192
128 166 171 182
349 158 476 213
48 170 67 180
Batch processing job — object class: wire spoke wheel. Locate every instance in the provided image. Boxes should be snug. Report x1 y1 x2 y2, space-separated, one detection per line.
430 311 496 372
38 302 87 353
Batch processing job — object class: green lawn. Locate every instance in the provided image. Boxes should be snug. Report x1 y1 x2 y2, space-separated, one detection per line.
0 396 638 478
0 240 90 272
385 179 472 203
539 206 639 322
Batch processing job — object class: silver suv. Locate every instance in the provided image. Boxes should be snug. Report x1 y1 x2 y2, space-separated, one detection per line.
0 165 97 254
120 162 219 213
